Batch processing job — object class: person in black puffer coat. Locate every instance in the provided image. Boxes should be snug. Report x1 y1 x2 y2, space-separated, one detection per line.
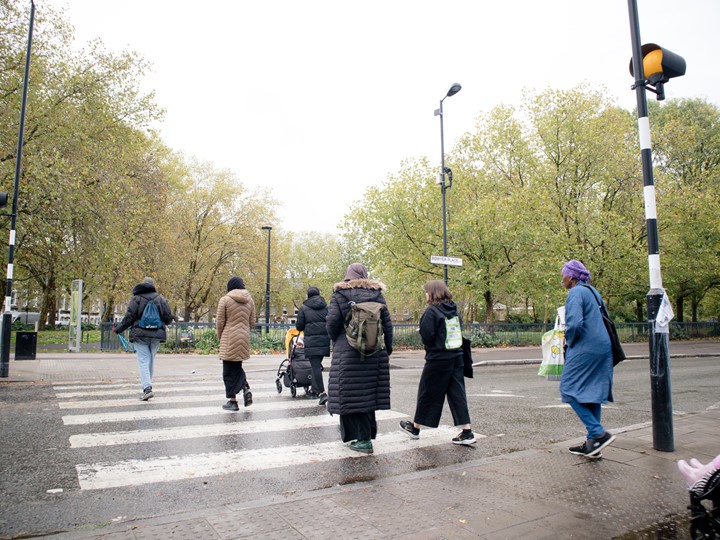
326 263 393 455
295 286 330 404
113 277 174 401
399 280 477 446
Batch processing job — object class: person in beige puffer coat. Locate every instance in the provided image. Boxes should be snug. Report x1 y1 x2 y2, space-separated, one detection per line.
216 276 256 411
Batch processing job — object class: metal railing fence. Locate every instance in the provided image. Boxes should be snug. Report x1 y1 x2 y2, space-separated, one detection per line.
100 320 720 353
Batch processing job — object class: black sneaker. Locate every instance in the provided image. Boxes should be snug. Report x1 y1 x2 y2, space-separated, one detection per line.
140 388 154 401
243 391 253 407
222 400 239 411
452 429 476 445
399 420 420 439
569 441 603 459
318 393 328 406
586 432 616 457
305 391 319 399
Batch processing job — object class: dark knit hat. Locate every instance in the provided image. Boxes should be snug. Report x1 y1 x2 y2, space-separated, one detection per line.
227 276 245 291
307 286 320 298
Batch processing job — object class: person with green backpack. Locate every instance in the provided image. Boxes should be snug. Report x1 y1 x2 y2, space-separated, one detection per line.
326 263 394 454
400 280 476 445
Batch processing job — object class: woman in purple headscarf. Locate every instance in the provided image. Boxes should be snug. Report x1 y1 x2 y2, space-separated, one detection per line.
560 260 616 458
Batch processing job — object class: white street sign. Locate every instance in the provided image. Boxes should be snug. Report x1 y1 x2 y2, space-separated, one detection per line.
430 255 463 267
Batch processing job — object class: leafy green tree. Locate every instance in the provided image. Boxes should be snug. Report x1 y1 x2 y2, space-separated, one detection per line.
165 157 277 322
649 98 720 321
1 0 164 325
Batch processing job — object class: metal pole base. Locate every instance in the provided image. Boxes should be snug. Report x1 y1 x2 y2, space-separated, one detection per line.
647 289 674 452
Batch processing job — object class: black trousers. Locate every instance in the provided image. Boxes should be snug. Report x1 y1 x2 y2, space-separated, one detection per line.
307 356 325 394
222 360 249 399
413 354 471 428
339 412 377 442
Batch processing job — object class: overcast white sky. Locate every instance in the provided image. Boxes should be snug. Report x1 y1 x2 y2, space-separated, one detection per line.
40 0 720 234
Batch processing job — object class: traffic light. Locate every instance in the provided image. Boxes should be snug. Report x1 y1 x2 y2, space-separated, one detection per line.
0 192 7 208
630 43 686 101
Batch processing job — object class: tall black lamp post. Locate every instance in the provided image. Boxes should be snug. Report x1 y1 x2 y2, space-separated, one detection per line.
434 83 462 285
627 0 686 451
261 226 272 329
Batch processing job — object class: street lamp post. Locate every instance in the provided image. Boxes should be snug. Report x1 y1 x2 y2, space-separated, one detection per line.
261 226 272 330
434 83 462 285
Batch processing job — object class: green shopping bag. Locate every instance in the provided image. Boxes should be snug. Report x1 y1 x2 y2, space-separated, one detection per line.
538 315 564 380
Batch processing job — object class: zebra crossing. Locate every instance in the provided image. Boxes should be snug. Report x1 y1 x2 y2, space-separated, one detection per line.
54 376 476 491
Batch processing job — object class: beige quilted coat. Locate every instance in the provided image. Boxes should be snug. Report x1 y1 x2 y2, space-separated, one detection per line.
216 289 256 361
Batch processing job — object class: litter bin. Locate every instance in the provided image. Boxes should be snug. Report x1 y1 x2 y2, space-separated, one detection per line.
15 331 38 360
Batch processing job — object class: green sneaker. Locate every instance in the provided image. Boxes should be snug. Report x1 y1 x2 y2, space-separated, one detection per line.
349 440 373 454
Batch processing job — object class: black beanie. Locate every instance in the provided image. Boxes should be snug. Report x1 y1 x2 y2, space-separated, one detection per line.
307 286 320 298
227 276 245 291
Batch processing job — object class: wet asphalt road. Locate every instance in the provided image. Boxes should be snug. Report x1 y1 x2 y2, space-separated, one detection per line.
0 345 718 538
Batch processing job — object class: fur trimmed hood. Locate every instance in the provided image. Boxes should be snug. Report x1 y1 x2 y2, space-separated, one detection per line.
333 278 386 292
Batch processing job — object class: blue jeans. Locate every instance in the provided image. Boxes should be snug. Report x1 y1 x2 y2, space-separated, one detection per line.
566 397 604 439
134 339 160 391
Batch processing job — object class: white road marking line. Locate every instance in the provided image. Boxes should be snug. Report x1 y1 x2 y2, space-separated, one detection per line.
467 394 526 398
58 391 285 409
76 426 484 490
538 404 619 409
69 410 407 448
54 383 278 398
52 379 270 391
62 400 323 425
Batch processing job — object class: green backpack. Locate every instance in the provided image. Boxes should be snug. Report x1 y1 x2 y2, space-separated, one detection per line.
345 301 385 358
444 315 463 349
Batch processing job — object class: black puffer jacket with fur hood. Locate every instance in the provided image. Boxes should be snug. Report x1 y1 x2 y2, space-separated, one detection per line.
325 278 393 415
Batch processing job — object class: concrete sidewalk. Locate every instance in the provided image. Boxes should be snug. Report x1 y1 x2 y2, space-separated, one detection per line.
3 342 719 539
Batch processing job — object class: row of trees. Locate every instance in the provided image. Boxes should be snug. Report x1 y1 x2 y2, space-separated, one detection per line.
345 87 720 323
2 0 718 325
1 1 283 324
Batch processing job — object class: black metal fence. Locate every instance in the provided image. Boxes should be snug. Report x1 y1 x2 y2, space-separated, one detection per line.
100 320 720 353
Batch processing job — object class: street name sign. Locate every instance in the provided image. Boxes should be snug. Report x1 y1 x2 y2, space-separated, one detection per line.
430 255 463 267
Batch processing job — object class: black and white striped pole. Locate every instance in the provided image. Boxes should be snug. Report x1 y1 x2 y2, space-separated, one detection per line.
1 0 35 378
627 0 685 452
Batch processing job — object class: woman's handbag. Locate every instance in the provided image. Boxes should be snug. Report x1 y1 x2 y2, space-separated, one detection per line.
461 337 473 378
580 284 626 367
538 315 564 380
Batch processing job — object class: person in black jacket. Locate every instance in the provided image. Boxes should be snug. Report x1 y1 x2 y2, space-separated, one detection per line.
326 263 393 454
295 286 330 405
400 280 476 445
113 277 174 401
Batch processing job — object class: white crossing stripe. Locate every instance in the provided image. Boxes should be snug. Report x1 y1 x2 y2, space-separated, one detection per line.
538 404 619 409
467 394 526 398
62 400 322 425
69 410 406 448
76 427 483 490
55 382 276 399
58 391 282 409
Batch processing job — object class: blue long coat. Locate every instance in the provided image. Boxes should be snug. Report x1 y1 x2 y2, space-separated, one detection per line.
559 283 614 404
